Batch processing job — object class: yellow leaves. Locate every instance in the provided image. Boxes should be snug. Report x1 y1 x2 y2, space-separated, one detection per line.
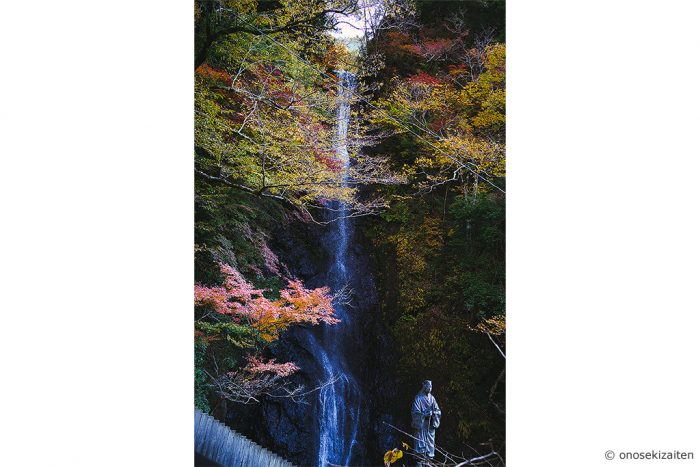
485 43 506 79
398 164 417 180
476 315 506 335
457 420 472 440
251 318 283 343
422 216 444 250
388 234 427 275
222 0 257 14
386 215 445 313
225 333 256 349
383 448 403 466
368 43 506 194
401 441 410 450
471 79 505 134
413 156 437 169
387 231 427 312
195 25 367 211
323 41 356 72
472 107 505 131
433 135 505 178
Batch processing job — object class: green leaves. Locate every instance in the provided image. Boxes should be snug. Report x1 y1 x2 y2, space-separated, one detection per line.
195 321 259 349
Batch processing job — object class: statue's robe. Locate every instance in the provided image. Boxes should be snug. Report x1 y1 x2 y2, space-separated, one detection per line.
411 392 441 457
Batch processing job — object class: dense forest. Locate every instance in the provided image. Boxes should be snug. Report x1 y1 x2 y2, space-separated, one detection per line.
194 0 505 465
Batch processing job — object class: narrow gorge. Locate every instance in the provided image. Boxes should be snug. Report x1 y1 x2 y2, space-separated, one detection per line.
195 1 506 465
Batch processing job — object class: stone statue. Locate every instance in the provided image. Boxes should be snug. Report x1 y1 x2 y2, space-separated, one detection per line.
411 380 441 463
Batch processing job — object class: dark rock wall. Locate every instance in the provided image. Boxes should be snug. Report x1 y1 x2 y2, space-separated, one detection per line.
223 214 399 466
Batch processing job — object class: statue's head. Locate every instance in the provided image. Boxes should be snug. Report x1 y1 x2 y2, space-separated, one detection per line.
422 380 432 394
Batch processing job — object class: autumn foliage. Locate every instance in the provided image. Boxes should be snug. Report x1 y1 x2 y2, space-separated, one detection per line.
195 63 232 87
406 71 443 86
363 2 506 457
245 356 300 377
195 262 338 342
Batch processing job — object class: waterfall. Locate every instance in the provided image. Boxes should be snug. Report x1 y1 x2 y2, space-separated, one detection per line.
311 70 361 467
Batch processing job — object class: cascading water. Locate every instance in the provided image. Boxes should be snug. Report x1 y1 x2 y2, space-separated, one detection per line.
309 70 361 467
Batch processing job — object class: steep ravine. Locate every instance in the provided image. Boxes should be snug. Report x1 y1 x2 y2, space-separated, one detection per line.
223 208 395 465
223 75 398 466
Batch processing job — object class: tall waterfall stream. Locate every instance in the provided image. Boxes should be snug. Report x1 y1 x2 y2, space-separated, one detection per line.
310 70 361 467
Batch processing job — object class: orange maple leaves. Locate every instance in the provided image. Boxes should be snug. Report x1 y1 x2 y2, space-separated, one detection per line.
195 263 339 341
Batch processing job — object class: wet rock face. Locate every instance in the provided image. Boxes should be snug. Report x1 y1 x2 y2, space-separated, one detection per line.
222 219 326 465
260 396 311 457
262 327 322 464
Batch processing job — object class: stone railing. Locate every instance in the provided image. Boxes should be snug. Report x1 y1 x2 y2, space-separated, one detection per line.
195 408 295 467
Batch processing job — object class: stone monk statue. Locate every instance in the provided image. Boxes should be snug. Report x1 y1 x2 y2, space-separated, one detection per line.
411 380 441 462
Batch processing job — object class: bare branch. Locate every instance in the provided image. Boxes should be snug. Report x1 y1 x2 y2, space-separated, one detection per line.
208 369 342 405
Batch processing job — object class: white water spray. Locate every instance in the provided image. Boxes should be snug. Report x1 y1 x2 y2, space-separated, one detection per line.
313 70 361 467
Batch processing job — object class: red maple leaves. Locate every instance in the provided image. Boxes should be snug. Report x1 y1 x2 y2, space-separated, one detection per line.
195 263 339 341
